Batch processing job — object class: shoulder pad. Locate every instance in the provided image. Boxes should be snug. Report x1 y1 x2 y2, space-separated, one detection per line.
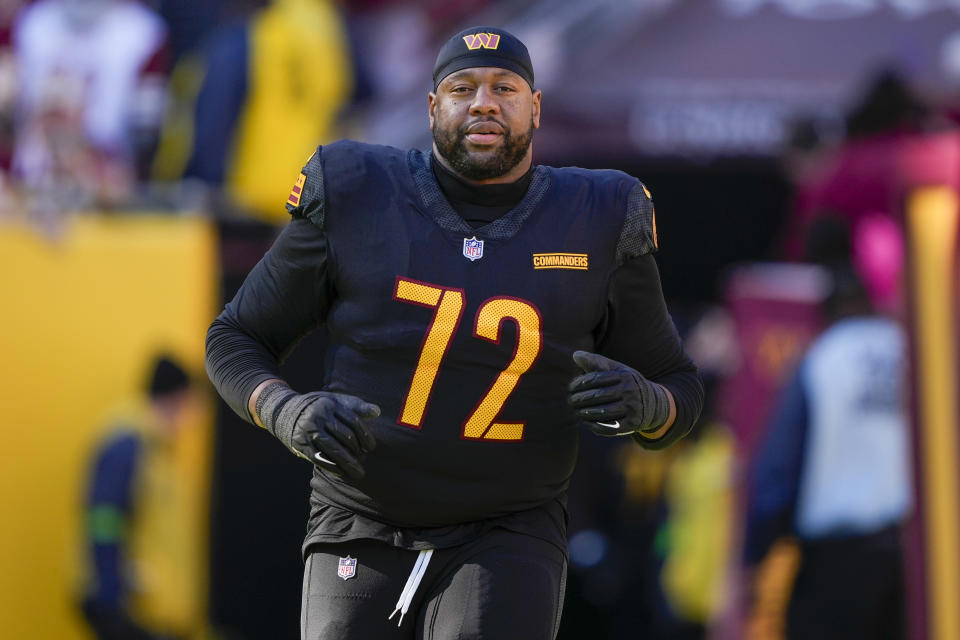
286 146 325 228
616 181 658 263
285 141 407 229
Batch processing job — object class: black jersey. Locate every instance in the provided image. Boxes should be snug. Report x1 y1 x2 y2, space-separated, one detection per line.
206 140 702 552
285 141 658 528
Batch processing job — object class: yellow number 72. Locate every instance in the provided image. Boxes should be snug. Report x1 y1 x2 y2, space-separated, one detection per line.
393 277 542 441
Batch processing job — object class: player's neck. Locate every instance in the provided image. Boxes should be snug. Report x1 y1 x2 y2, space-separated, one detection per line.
431 154 533 208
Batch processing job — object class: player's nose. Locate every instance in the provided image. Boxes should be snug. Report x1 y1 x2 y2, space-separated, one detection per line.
469 85 500 115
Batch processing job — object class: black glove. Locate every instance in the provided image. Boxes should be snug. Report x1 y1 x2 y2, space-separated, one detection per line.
568 350 671 437
256 382 379 479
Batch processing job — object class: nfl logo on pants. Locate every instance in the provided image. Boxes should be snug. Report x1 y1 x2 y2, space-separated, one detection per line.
338 556 357 580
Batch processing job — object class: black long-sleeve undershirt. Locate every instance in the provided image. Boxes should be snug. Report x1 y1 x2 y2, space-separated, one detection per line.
597 251 702 447
431 156 533 227
206 218 333 423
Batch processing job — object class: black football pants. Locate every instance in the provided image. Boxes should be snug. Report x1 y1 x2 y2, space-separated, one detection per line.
300 527 567 640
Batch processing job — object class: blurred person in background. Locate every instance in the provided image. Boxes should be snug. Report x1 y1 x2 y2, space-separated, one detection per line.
781 70 934 313
154 0 225 65
788 71 933 234
159 0 353 224
744 266 911 640
11 0 169 217
652 404 735 640
80 355 196 640
653 307 737 640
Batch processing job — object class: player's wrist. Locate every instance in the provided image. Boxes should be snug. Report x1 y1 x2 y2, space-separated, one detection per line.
642 383 671 433
260 386 342 459
631 372 671 434
255 382 298 437
630 381 677 449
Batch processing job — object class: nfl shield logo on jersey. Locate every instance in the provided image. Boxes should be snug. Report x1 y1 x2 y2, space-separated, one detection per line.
337 556 357 580
463 236 484 261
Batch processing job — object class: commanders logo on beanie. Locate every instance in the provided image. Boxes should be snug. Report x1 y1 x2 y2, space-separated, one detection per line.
433 26 534 89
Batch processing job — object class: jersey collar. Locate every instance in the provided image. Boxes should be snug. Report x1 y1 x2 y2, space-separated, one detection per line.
408 149 550 240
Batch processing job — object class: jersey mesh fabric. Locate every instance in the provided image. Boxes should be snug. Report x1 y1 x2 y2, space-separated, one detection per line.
617 182 657 263
286 148 326 228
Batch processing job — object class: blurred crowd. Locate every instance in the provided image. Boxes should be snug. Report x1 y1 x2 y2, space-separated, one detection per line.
0 0 498 232
0 0 953 229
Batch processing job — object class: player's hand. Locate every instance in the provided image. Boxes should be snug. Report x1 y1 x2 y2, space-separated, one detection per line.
287 392 380 479
568 350 670 437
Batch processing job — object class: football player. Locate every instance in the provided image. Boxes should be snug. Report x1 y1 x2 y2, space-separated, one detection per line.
206 26 703 639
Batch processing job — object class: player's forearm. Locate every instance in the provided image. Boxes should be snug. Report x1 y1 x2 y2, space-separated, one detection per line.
599 255 703 447
206 219 336 424
205 312 285 424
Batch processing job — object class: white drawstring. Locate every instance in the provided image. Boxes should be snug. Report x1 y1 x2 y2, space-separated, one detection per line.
388 549 433 627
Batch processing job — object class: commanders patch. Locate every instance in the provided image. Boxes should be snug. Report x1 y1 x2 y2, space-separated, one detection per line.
532 253 589 270
338 556 357 580
287 173 306 207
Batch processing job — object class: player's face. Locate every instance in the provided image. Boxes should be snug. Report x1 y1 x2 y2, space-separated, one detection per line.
429 67 541 184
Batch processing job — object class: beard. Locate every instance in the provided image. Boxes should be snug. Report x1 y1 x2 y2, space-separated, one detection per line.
433 116 533 181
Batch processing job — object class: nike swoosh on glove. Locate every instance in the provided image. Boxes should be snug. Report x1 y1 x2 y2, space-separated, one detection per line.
568 350 670 437
257 383 379 480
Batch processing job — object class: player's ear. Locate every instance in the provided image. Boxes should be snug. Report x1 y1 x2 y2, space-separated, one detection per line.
531 89 542 129
428 92 437 131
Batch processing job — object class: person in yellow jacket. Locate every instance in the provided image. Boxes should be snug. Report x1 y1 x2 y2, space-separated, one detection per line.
80 355 200 640
157 0 354 225
659 421 735 629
